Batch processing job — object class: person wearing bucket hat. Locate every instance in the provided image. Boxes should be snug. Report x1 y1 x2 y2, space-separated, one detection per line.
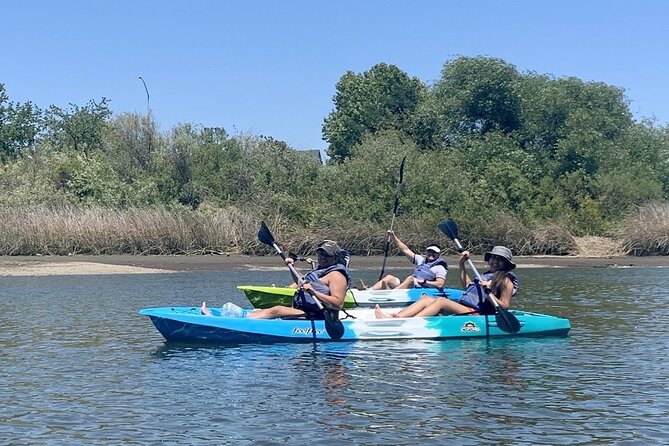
202 240 351 319
366 230 447 290
484 246 516 269
375 245 519 319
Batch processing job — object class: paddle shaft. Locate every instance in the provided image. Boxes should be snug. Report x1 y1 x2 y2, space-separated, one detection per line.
271 242 328 310
449 236 504 310
438 219 521 334
379 156 406 281
258 221 345 339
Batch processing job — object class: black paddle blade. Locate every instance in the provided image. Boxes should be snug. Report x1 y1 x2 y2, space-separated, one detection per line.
323 310 345 340
495 308 521 334
398 155 407 184
257 221 274 246
437 219 458 241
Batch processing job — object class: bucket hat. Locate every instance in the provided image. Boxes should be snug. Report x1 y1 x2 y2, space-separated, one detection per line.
484 246 516 269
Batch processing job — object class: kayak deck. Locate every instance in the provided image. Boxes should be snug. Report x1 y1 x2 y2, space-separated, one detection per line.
139 306 571 344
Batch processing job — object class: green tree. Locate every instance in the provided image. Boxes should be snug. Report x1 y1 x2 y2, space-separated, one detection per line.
0 84 42 161
430 56 522 143
323 63 426 162
518 75 633 176
45 98 112 154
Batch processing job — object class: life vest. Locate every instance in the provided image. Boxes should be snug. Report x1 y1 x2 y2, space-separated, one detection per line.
458 271 519 311
413 256 448 285
292 264 351 318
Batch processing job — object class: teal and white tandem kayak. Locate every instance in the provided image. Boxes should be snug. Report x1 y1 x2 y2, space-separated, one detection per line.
237 285 464 309
139 306 570 344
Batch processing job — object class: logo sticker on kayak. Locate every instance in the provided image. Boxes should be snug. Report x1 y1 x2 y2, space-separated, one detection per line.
460 321 481 333
292 327 325 336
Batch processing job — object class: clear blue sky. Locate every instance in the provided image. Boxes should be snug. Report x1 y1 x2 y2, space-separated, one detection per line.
4 0 668 150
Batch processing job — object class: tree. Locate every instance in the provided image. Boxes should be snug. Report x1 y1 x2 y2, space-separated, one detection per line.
0 84 42 161
517 75 633 173
104 112 159 177
430 56 522 142
44 98 112 154
323 63 426 162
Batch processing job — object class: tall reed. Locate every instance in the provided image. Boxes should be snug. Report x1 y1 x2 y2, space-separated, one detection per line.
0 205 268 255
618 202 669 256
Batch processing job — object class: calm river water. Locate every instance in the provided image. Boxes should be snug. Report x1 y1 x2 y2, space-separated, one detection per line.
1 265 668 445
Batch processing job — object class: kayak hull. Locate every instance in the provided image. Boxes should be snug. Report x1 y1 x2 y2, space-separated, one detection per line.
237 285 465 309
139 307 571 344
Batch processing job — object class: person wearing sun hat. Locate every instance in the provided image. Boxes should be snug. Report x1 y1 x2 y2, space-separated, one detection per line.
368 230 447 290
484 246 516 270
375 245 519 319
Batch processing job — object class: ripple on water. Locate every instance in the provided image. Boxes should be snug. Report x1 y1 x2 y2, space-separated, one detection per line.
1 269 668 444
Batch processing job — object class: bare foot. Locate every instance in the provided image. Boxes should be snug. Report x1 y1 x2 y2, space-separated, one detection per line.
374 304 390 319
201 301 212 316
358 279 367 290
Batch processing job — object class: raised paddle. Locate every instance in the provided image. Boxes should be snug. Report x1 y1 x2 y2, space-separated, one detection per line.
438 219 521 334
379 155 407 281
257 221 345 340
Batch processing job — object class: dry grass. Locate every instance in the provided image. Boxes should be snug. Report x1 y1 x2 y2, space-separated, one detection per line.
0 205 269 255
2 204 667 257
573 236 624 257
618 202 669 256
453 213 578 256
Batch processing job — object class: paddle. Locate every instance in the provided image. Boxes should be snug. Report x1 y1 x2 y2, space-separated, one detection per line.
378 156 407 281
257 221 345 340
437 219 521 334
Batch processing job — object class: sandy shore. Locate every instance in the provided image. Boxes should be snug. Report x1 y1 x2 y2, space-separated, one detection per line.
0 253 667 276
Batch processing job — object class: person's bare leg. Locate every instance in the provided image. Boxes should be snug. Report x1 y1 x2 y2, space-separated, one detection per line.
247 305 305 319
371 275 399 290
374 304 390 318
201 302 212 316
395 275 415 289
375 295 436 319
394 296 436 317
415 298 472 317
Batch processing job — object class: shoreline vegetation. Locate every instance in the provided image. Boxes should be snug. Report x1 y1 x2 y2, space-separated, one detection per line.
1 203 668 259
2 57 669 261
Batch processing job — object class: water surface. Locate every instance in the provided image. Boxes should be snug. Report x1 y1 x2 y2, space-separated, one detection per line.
1 267 667 445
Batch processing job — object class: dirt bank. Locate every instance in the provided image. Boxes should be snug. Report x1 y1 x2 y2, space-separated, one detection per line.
0 253 667 276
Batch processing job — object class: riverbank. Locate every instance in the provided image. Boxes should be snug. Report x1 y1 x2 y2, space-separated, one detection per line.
0 253 667 276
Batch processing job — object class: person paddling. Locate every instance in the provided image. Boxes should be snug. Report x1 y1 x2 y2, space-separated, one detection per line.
202 240 350 320
367 230 447 290
375 246 518 318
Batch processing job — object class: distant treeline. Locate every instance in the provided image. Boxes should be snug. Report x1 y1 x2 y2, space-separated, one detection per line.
1 56 668 256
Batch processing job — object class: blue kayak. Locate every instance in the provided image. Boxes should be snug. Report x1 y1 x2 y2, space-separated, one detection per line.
139 306 571 344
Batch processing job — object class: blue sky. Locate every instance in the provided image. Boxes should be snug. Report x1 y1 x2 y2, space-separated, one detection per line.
4 0 668 150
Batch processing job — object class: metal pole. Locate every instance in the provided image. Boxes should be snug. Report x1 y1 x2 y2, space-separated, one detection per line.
138 76 150 114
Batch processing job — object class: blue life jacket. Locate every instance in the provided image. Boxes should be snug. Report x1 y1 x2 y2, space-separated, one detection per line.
458 271 519 311
413 257 448 285
292 264 351 319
